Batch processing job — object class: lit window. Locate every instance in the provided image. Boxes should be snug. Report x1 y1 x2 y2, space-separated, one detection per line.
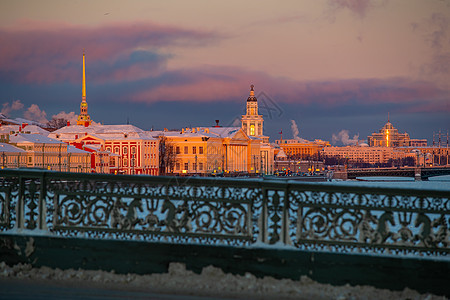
250 125 255 136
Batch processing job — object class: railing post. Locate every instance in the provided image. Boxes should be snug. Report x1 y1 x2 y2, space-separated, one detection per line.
258 186 268 243
16 176 25 229
38 173 47 230
281 186 292 245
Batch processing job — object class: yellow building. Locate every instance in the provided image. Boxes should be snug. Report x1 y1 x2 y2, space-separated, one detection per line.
8 133 91 172
275 139 330 160
367 118 410 147
0 143 27 168
154 126 274 175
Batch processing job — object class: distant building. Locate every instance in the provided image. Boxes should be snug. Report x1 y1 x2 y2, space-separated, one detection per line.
410 139 427 147
275 139 330 160
321 145 416 165
367 117 410 147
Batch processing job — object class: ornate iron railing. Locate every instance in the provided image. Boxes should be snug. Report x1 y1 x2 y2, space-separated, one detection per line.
0 169 449 257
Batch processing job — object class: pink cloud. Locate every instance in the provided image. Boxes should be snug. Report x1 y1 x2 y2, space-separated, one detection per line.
0 21 219 84
129 65 448 113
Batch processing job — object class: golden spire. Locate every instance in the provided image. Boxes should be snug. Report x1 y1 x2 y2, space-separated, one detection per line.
250 84 255 97
77 50 92 127
82 49 86 101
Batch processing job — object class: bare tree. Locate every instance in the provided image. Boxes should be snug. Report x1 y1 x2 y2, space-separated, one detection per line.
47 117 68 130
158 135 178 175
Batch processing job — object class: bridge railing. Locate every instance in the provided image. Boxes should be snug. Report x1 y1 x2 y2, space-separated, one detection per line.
0 169 449 257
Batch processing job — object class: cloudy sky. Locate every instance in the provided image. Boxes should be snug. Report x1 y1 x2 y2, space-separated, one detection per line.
0 0 449 144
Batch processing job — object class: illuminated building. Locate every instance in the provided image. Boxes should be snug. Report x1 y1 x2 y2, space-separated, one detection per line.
275 139 330 160
321 146 415 165
367 117 410 147
154 126 274 175
77 51 92 127
0 143 27 168
241 85 269 143
49 124 159 175
8 133 90 172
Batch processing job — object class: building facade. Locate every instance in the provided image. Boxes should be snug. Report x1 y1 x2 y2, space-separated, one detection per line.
275 139 330 160
49 124 159 175
8 133 90 172
321 146 416 165
367 119 410 147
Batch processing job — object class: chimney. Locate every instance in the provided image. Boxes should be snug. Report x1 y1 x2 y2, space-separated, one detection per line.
214 120 221 127
67 121 70 126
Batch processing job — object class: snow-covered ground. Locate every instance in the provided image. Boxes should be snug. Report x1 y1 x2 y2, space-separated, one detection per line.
0 262 446 300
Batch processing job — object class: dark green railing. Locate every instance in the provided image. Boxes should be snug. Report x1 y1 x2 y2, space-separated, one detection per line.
0 169 449 257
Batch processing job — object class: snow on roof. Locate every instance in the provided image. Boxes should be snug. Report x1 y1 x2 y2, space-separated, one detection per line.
201 127 243 138
9 133 65 144
50 124 156 141
67 145 90 154
0 125 20 134
21 124 50 134
0 143 26 153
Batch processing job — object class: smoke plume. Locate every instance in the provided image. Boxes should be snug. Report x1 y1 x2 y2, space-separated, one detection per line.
332 129 362 145
290 120 308 142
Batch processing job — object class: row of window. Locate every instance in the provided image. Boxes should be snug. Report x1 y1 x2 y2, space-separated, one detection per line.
176 146 204 155
175 162 204 171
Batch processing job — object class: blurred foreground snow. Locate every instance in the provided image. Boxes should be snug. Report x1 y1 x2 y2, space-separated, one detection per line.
0 262 446 300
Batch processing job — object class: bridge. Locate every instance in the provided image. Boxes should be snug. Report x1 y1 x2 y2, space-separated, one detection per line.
0 169 449 296
346 167 450 180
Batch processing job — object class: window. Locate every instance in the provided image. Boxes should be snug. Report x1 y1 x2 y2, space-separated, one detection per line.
176 146 180 154
250 124 255 136
132 146 136 154
106 147 111 152
199 147 204 154
123 147 128 154
192 146 196 154
193 163 197 171
176 163 180 170
123 158 128 167
199 162 203 171
114 147 119 153
184 162 189 170
184 146 188 154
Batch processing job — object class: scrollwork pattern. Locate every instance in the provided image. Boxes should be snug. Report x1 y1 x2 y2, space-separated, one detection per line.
0 170 448 256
